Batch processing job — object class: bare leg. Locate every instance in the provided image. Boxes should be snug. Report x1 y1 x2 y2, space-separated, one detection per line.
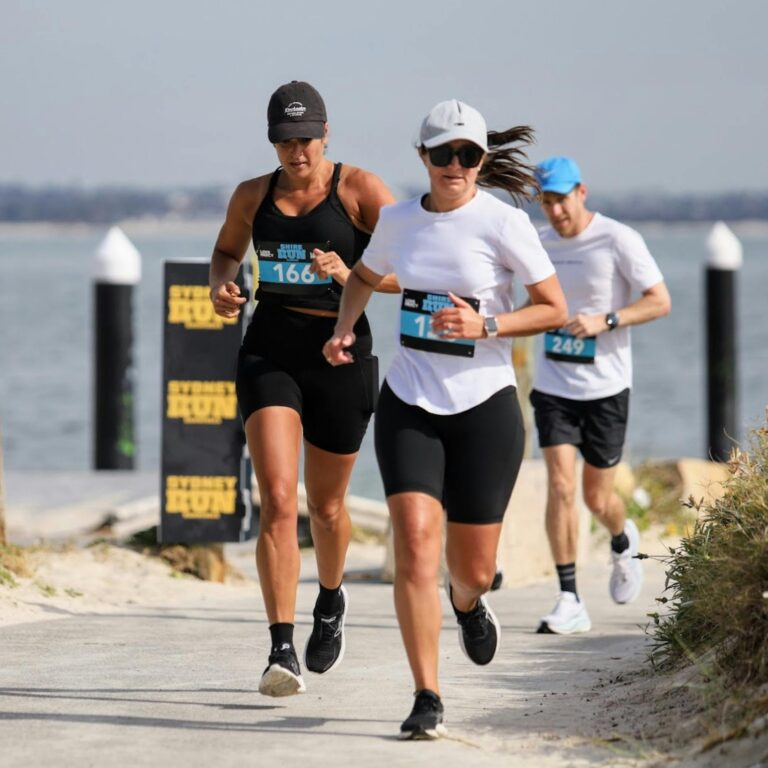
303 442 357 589
445 521 503 612
582 462 625 536
245 406 302 624
389 492 444 694
543 444 579 565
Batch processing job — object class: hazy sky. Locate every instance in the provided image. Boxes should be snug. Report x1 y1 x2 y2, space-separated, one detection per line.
3 0 766 195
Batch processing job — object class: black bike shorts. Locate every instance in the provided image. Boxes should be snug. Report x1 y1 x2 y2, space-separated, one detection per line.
236 303 378 455
529 388 630 469
374 381 525 524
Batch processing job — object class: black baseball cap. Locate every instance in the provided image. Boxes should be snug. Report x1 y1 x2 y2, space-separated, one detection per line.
267 81 327 143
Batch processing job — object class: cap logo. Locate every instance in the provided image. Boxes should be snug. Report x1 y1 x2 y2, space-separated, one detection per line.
284 102 306 119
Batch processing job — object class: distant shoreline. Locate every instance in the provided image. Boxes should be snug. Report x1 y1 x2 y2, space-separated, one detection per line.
1 217 768 238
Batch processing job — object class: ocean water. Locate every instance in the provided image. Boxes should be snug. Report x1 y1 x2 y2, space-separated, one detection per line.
1 220 766 500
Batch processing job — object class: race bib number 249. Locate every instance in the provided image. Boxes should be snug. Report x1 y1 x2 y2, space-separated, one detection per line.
544 330 596 364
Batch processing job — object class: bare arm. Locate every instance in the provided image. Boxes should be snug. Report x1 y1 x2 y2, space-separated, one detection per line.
322 262 385 365
565 280 671 338
208 179 265 318
431 274 568 339
335 166 400 294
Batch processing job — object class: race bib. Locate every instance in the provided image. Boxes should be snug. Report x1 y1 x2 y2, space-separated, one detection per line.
400 289 479 358
544 330 596 364
256 241 331 296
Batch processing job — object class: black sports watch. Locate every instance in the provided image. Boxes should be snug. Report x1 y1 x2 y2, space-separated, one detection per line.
605 312 620 331
483 316 499 338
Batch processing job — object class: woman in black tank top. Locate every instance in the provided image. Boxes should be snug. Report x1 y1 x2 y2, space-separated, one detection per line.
208 81 397 698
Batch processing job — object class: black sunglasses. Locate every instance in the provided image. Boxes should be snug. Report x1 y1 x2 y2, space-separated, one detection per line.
427 144 484 168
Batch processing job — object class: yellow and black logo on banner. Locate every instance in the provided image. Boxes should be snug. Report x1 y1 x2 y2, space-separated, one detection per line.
167 285 238 330
161 260 252 544
166 380 237 424
165 475 238 520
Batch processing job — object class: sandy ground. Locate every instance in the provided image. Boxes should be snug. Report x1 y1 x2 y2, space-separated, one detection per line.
0 543 252 629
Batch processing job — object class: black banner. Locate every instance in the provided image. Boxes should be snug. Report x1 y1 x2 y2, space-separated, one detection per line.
159 260 253 543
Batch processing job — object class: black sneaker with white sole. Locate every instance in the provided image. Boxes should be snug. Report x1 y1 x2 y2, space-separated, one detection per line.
399 689 447 740
450 588 500 666
304 585 348 674
258 644 306 697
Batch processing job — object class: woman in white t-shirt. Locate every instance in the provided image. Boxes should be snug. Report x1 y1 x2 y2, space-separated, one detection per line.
323 100 567 739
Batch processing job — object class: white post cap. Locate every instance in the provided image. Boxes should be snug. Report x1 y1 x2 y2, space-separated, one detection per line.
93 226 142 284
706 221 743 271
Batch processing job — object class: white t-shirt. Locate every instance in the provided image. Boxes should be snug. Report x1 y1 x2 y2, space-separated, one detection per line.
362 190 555 415
533 212 664 401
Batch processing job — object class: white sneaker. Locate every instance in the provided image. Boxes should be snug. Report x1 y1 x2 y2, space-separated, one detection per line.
537 591 591 634
609 518 643 604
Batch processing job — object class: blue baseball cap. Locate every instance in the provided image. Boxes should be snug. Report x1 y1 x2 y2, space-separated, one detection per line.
535 156 582 194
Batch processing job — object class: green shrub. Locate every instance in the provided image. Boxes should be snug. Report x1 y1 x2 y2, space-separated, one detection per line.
649 422 768 686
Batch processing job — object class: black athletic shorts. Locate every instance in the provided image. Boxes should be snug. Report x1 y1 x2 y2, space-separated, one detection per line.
529 388 630 469
374 381 525 524
236 302 378 455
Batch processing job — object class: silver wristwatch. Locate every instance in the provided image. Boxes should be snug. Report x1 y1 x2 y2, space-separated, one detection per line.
483 316 499 338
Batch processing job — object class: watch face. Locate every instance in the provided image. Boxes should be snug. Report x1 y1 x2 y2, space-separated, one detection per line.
485 316 498 336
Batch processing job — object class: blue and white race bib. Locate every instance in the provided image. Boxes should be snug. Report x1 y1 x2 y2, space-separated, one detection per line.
256 241 331 296
400 289 479 358
544 330 596 363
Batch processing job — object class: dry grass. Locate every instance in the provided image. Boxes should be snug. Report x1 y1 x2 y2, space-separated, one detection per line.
0 544 32 584
621 460 695 535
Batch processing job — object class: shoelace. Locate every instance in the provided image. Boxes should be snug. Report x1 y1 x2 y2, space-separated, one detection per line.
458 603 489 641
612 551 634 583
315 611 343 644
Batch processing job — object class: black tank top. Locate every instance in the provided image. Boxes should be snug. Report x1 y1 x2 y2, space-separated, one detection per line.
252 162 371 311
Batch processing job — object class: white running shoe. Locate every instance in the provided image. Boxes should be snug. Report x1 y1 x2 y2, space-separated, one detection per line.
537 591 591 634
609 518 644 604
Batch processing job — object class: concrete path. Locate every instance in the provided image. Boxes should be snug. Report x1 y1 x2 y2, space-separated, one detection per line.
0 534 669 767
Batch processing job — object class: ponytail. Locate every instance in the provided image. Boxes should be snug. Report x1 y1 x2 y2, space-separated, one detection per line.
478 126 538 205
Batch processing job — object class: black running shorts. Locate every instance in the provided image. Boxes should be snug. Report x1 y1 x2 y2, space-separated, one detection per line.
374 381 525 524
236 303 378 455
529 388 630 469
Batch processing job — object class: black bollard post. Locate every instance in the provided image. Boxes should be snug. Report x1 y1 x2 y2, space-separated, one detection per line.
92 226 141 469
705 222 742 462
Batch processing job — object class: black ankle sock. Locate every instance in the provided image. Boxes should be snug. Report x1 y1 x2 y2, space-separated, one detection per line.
611 532 630 554
416 688 441 702
269 623 294 651
316 582 343 614
556 563 578 598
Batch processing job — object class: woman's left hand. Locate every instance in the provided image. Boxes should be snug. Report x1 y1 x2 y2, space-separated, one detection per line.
431 292 486 339
311 248 351 285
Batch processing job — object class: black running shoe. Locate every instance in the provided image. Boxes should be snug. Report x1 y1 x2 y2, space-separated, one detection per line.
451 589 500 666
304 585 348 674
399 689 447 740
258 643 306 697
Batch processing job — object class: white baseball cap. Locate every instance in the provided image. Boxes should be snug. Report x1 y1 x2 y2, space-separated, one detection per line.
417 99 488 152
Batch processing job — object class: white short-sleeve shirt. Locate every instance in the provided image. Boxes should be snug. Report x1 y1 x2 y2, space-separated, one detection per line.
533 212 665 401
362 190 555 415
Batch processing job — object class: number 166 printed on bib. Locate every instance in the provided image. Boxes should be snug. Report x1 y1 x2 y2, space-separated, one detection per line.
256 241 332 296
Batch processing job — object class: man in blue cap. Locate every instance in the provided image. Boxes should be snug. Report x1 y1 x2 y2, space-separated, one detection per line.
530 156 671 634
